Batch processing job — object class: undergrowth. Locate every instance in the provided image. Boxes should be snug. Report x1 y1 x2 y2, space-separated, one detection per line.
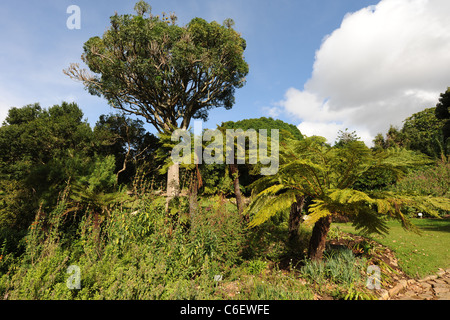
0 190 381 300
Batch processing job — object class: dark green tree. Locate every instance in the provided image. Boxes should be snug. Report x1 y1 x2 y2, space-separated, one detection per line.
374 104 448 158
402 107 447 158
373 126 406 151
435 88 450 150
0 102 95 229
94 114 161 185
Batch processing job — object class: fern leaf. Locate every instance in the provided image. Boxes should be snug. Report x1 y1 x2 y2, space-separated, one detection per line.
328 189 374 205
248 190 297 228
304 200 333 227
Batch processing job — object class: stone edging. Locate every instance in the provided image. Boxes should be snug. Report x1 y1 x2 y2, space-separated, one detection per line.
379 268 450 300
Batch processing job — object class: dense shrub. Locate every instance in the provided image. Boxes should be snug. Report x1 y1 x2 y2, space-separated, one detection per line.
0 191 247 300
392 157 449 198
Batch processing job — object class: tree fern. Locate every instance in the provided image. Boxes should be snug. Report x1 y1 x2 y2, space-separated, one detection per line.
246 136 450 260
247 189 298 228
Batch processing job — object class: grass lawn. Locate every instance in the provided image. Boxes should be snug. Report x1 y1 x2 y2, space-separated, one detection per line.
334 218 450 278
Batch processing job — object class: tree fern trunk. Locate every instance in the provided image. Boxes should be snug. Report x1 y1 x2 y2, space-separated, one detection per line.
308 215 332 261
166 162 180 212
189 171 199 218
288 195 305 244
229 163 244 217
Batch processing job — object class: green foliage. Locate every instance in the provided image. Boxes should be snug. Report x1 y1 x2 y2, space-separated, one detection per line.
435 88 450 143
334 128 360 147
0 192 247 299
94 113 161 185
246 136 450 250
246 259 267 275
65 2 248 133
392 156 450 199
374 106 449 158
242 275 313 300
221 117 303 142
70 155 130 217
0 101 163 234
218 117 304 193
300 247 367 285
402 108 448 158
200 164 234 196
0 102 95 229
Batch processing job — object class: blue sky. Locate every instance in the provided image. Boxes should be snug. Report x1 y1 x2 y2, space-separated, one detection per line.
1 0 450 145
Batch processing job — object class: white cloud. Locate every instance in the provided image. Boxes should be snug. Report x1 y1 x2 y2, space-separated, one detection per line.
298 122 346 145
278 0 450 146
262 106 282 118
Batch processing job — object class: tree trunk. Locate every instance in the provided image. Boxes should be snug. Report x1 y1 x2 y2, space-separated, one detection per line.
308 215 332 261
166 162 180 211
229 163 244 218
189 171 199 218
288 195 305 244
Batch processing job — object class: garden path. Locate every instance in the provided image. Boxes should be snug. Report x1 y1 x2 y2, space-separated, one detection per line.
390 268 450 300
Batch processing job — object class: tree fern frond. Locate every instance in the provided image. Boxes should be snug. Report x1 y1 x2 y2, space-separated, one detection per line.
351 208 390 235
248 190 297 228
278 159 327 196
377 147 433 169
244 184 287 218
421 196 450 212
248 175 280 195
328 189 374 205
304 200 333 227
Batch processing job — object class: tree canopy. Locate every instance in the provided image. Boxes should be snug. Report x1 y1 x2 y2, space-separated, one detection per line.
64 1 249 133
221 117 303 141
374 107 448 158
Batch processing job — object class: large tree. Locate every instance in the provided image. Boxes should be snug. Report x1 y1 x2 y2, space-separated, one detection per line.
0 102 95 229
64 1 249 201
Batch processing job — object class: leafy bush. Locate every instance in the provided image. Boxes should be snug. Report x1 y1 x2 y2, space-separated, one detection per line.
246 259 267 275
0 189 247 300
392 157 449 198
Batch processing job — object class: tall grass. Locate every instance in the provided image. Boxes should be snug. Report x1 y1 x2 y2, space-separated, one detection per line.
300 247 368 285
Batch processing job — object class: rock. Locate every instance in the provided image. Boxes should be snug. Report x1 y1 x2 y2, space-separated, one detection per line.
419 275 437 282
419 282 432 291
431 282 448 290
419 282 432 290
378 289 389 300
437 292 450 300
398 295 421 300
417 293 435 300
432 279 447 285
436 269 446 277
433 286 449 295
389 280 407 296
